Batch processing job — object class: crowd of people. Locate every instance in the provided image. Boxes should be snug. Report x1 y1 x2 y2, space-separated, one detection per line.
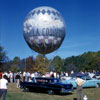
0 70 99 87
0 71 68 87
0 70 100 100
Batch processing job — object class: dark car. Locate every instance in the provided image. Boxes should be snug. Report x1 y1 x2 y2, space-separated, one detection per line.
20 77 73 94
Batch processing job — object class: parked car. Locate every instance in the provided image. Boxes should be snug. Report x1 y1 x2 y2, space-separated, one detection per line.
20 77 73 94
61 76 100 88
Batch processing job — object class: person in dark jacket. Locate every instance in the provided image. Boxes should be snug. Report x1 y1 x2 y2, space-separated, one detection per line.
16 72 21 88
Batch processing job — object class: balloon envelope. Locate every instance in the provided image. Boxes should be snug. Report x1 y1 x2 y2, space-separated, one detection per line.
23 6 66 54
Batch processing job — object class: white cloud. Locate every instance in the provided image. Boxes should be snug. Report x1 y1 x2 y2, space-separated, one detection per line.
24 13 65 33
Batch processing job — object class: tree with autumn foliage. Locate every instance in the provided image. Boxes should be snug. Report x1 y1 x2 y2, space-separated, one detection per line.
34 54 49 74
24 56 35 72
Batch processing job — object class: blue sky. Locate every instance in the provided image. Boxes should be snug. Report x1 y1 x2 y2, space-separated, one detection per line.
0 0 100 60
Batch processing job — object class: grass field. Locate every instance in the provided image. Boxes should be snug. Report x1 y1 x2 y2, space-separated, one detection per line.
2 83 100 100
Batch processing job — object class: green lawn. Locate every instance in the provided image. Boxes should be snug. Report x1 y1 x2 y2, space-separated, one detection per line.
2 83 100 100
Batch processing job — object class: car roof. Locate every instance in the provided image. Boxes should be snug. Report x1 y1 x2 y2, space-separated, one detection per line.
35 77 59 80
71 72 88 78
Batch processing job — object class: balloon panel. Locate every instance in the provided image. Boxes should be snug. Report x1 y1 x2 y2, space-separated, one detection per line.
23 6 66 54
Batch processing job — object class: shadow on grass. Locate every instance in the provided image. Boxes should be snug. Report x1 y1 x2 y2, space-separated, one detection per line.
21 89 73 96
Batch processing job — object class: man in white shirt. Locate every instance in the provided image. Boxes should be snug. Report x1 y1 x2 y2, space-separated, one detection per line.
23 71 26 81
75 75 85 100
9 71 13 83
0 75 8 100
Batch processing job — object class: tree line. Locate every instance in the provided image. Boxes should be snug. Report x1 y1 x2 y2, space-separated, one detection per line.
0 45 100 74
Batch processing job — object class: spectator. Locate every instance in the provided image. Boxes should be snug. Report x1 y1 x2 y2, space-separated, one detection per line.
54 72 57 78
34 72 39 77
16 72 21 88
23 71 26 81
65 72 68 77
31 72 35 79
13 72 17 83
25 72 31 81
75 75 85 100
9 71 13 83
71 70 74 75
0 75 8 100
0 71 2 79
7 72 10 82
28 77 32 82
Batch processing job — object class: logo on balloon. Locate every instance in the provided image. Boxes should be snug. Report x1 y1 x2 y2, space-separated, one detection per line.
23 6 66 54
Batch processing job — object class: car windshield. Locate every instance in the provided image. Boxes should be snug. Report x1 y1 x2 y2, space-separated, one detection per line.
32 78 60 83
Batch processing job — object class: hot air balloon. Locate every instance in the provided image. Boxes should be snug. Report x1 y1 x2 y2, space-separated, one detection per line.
23 6 66 55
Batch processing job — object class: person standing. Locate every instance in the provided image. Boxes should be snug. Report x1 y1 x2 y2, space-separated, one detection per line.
13 72 17 83
0 71 2 79
16 72 21 88
0 75 8 100
75 75 85 100
23 71 26 81
9 71 13 83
